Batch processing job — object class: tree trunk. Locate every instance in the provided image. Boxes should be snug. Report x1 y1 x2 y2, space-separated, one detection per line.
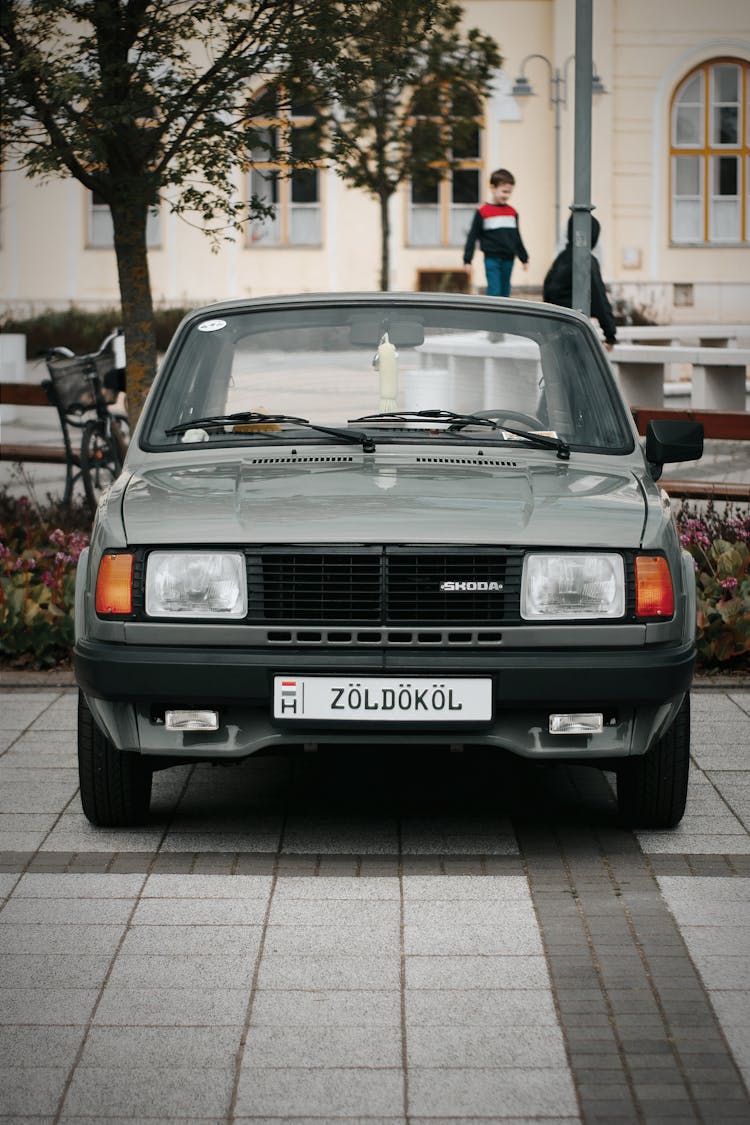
110 198 158 430
379 189 390 291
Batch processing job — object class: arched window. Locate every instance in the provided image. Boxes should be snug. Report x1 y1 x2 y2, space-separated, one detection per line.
670 58 749 244
408 85 484 247
247 87 322 247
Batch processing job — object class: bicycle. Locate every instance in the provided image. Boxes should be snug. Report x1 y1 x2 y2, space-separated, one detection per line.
42 330 130 510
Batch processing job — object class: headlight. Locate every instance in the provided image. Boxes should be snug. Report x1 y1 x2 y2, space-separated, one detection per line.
145 551 247 618
521 553 625 620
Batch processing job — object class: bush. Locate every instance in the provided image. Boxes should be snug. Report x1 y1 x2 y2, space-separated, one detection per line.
0 305 192 358
676 500 750 670
0 489 90 668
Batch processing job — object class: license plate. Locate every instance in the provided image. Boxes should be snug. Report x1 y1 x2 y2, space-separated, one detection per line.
273 676 492 721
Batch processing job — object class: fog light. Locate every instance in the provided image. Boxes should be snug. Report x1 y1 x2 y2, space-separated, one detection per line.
549 713 604 735
165 709 219 732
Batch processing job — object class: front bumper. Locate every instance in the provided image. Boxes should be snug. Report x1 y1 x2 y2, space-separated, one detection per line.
74 638 695 763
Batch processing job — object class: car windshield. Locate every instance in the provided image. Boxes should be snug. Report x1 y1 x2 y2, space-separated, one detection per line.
144 298 632 453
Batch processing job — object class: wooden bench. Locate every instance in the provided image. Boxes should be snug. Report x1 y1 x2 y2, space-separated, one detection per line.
610 344 750 410
1 382 82 501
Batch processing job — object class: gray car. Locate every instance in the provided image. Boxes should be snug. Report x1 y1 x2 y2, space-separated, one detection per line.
74 293 703 829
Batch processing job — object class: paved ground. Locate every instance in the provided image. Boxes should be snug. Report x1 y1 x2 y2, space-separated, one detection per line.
0 682 748 1123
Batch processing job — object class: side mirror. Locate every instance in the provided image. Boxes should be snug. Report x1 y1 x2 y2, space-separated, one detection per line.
645 419 703 480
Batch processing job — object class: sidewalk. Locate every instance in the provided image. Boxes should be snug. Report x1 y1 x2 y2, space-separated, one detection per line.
1 683 748 1122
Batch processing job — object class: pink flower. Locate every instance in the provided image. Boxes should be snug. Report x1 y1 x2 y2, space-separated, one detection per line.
721 576 738 592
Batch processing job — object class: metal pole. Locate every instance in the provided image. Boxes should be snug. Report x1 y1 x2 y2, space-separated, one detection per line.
553 70 561 249
571 0 593 315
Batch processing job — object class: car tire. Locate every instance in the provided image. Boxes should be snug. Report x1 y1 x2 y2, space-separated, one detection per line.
617 694 690 829
78 691 152 826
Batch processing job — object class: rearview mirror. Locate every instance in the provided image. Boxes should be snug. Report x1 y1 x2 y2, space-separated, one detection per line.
645 419 703 476
349 317 425 347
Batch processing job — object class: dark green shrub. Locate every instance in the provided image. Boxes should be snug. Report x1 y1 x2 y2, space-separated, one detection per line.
0 305 192 357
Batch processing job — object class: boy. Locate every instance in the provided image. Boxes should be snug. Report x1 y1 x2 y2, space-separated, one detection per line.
463 168 529 297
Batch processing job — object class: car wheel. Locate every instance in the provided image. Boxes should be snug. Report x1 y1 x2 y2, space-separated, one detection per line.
617 694 690 829
78 691 152 826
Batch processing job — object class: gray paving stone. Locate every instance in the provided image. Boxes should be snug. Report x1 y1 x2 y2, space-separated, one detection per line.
131 897 268 926
0 768 79 813
160 831 283 853
0 953 111 990
407 1066 578 1117
242 1025 402 1068
263 924 400 956
269 898 399 927
120 924 263 956
0 873 18 899
0 1025 84 1068
0 1066 68 1116
108 952 257 990
401 874 529 900
405 1023 567 1068
0 923 124 956
80 1025 242 1068
405 989 558 1027
14 873 145 897
61 1064 234 1118
257 953 400 991
404 954 548 990
403 922 543 956
234 1067 404 1117
93 984 250 1026
403 899 537 928
0 694 59 729
142 873 272 898
0 988 99 1025
281 816 399 853
0 896 134 925
272 876 400 900
250 989 401 1027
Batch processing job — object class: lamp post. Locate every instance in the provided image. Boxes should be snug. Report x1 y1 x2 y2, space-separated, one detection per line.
512 54 607 250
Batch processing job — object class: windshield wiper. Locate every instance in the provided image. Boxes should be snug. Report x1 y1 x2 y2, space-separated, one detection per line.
165 412 376 452
501 426 570 461
349 409 498 430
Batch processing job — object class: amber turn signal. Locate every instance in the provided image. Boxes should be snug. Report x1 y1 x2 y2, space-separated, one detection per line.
95 553 134 615
635 556 674 617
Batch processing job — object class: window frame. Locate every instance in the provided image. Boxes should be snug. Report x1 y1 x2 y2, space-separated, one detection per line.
669 58 749 246
406 85 485 249
246 87 323 249
87 191 161 250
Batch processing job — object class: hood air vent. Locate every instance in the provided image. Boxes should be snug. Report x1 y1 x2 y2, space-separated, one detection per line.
415 455 518 467
248 454 356 465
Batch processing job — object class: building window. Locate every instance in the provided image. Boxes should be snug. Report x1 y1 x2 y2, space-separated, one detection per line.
248 88 322 246
408 86 483 247
88 192 161 248
670 58 749 244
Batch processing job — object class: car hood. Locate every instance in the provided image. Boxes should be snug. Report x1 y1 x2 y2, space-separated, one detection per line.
122 451 647 547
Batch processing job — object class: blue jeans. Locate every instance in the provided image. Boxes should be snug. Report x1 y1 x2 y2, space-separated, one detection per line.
484 257 513 297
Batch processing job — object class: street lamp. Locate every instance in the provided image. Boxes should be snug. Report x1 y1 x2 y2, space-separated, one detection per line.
512 54 607 248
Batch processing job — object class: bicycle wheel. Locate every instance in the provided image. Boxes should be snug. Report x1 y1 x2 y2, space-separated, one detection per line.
80 419 121 509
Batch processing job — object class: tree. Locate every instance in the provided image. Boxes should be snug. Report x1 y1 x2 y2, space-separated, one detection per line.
0 0 337 423
322 0 502 290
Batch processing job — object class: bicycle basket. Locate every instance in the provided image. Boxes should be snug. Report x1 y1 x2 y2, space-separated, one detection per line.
45 352 117 413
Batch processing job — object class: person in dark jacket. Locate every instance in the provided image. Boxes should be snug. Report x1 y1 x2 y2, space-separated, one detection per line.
463 168 529 297
543 214 618 349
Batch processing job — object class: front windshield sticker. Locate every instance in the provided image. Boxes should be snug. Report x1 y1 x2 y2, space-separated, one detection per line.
197 319 227 332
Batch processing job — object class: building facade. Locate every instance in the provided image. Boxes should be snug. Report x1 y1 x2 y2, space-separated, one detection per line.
1 0 749 323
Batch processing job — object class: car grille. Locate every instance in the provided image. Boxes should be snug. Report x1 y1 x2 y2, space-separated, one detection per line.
247 548 523 626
